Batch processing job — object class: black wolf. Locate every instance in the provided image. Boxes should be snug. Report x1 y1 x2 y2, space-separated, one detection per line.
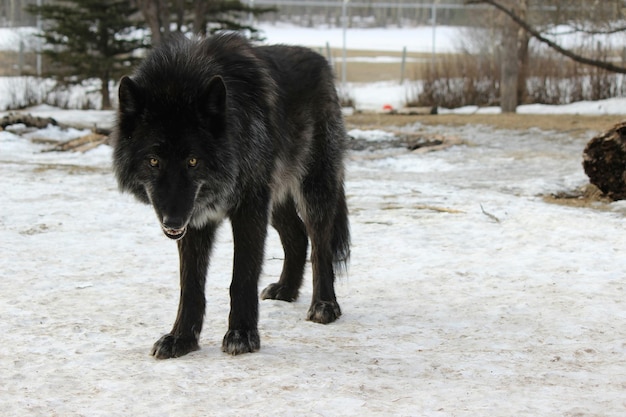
112 33 350 358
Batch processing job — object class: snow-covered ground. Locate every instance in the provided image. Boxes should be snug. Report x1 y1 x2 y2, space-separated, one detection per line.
1 98 626 416
258 20 626 55
0 26 39 52
257 22 458 54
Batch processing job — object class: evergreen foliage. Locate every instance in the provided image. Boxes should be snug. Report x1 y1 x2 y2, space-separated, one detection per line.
199 0 275 39
26 0 149 109
137 0 275 44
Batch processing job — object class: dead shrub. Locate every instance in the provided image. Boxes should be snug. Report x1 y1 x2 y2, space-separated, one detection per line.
409 40 625 109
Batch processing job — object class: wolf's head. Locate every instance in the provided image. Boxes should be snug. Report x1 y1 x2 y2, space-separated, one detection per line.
112 71 237 240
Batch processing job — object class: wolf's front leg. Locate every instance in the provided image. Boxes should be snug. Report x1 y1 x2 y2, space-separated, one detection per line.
222 198 269 355
151 223 217 359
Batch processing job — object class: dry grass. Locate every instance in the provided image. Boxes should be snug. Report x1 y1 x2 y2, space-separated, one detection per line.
0 51 38 76
327 48 433 83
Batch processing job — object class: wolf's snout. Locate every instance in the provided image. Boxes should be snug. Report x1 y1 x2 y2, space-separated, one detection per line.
161 216 187 240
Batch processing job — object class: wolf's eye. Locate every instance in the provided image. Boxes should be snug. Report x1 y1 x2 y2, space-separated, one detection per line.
149 157 159 168
188 158 198 167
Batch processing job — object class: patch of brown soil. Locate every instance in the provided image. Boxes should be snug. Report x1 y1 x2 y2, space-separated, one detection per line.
542 184 613 210
346 113 625 137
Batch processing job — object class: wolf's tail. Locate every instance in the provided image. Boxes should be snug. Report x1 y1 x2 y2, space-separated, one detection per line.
332 185 351 274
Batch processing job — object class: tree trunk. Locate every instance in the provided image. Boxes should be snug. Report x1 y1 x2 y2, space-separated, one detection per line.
583 121 626 200
136 0 170 44
158 0 170 39
500 15 519 113
516 0 529 105
193 0 208 35
101 77 111 110
173 0 185 32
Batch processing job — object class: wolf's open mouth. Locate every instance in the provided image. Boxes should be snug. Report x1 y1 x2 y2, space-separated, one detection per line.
161 225 187 240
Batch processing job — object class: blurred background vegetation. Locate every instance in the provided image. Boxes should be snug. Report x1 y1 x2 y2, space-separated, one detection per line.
1 0 625 110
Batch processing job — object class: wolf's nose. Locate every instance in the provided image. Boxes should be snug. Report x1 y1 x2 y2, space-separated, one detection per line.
162 216 185 230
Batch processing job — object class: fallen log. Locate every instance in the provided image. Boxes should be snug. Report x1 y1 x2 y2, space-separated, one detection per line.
1 113 58 130
43 132 109 153
582 121 626 200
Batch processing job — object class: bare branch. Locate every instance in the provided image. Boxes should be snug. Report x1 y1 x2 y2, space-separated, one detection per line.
543 24 626 37
465 0 626 74
569 25 626 36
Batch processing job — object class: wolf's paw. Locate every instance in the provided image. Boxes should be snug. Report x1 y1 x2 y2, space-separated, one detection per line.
222 329 260 355
307 300 342 324
260 283 298 302
151 334 199 359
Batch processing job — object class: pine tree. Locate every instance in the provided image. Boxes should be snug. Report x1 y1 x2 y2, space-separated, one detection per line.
26 0 149 109
137 0 275 44
193 0 275 39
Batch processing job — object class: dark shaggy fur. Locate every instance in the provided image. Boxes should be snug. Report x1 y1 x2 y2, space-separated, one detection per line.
112 33 350 358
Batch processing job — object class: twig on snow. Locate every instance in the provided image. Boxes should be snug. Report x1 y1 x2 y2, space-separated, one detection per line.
480 204 501 223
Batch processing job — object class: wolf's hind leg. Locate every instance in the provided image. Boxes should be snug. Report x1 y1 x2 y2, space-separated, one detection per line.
305 222 342 324
301 183 344 324
151 223 216 359
261 196 308 302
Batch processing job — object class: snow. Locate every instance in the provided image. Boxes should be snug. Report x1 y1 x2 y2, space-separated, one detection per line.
258 22 457 53
1 98 626 416
348 128 396 142
544 24 626 50
516 97 626 115
344 81 409 112
0 27 40 52
345 56 422 64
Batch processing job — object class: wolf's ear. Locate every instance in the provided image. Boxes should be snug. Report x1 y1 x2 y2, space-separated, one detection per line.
118 76 143 116
203 75 227 117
